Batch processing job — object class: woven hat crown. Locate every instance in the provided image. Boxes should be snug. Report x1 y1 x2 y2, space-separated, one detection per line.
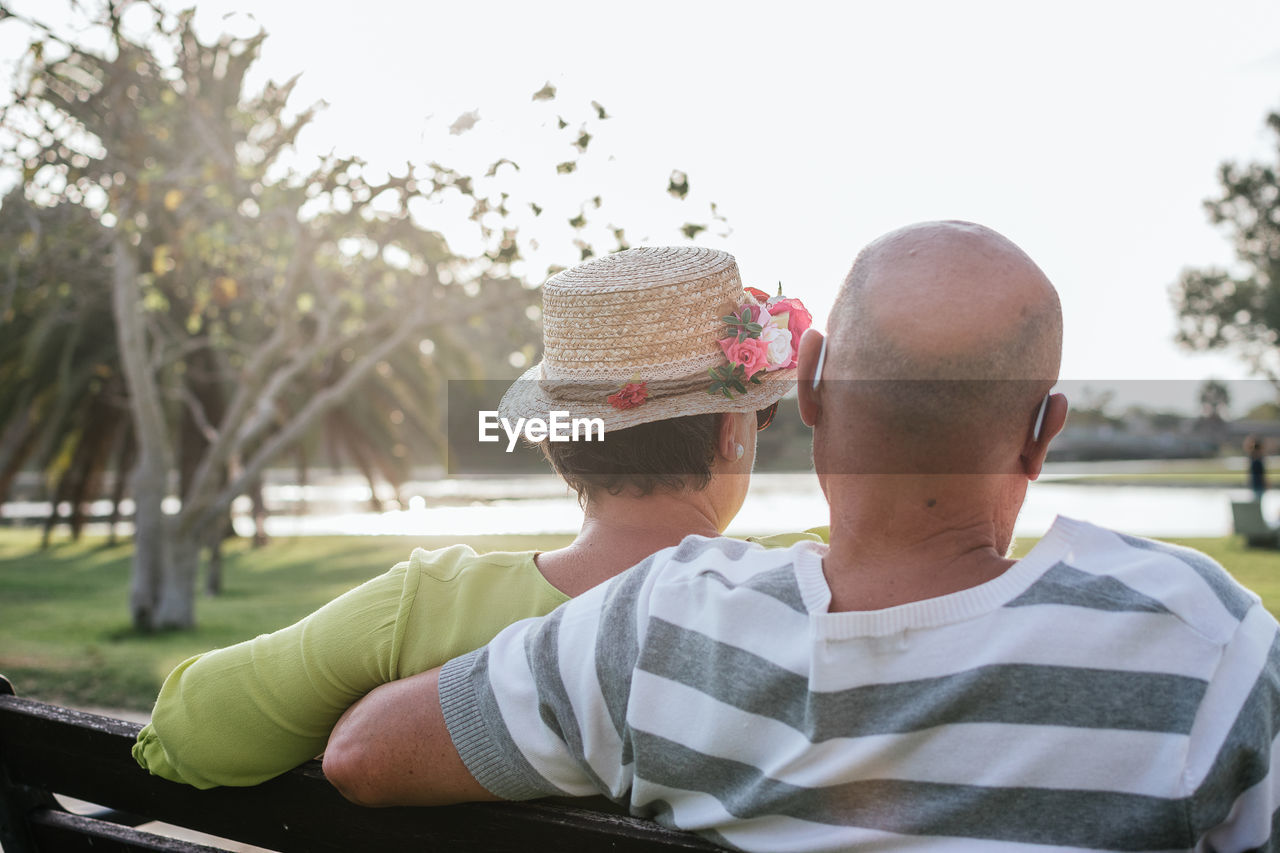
499 245 795 431
539 246 743 382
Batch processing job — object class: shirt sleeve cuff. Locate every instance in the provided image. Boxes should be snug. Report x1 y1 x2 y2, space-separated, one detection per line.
439 648 564 801
133 724 215 789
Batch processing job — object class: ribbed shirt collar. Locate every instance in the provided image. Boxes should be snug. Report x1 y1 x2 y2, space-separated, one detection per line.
795 516 1079 639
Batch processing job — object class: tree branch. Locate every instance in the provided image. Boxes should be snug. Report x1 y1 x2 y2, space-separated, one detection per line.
180 386 218 444
183 223 311 502
188 300 430 533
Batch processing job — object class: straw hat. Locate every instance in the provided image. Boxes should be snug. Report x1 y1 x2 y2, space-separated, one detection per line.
499 246 798 431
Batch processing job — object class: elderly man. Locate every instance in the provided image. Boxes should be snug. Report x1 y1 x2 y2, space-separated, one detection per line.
324 222 1280 850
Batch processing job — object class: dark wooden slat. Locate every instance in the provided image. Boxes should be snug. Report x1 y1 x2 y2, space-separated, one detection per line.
0 693 722 852
81 807 152 827
28 809 226 853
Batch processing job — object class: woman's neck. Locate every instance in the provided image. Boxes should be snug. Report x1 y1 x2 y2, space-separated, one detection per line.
536 489 722 596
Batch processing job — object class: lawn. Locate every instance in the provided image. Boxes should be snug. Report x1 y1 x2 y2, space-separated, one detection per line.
1 529 1277 711
1046 457 1248 488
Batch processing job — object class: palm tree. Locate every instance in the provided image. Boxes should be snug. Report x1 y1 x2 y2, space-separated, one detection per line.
0 192 128 540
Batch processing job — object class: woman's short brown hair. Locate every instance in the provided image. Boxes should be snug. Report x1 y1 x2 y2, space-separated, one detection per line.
541 413 720 502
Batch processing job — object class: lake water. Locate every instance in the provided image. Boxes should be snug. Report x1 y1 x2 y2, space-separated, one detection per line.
222 470 1272 540
4 465 1272 540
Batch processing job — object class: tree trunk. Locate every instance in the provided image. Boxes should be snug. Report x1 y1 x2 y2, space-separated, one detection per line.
112 233 187 631
296 443 308 516
40 510 63 549
129 473 201 630
128 451 168 630
106 430 134 547
0 409 36 502
205 538 223 596
154 520 199 628
63 405 119 543
250 477 269 548
40 472 68 549
204 512 231 596
125 510 201 630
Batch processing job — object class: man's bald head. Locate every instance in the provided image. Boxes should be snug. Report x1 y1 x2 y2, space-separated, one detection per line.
824 221 1062 472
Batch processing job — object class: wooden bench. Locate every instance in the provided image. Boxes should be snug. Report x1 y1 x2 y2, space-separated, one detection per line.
1231 500 1280 548
0 675 721 852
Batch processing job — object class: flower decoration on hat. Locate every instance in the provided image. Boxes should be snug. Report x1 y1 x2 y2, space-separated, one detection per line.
709 284 812 399
607 380 650 410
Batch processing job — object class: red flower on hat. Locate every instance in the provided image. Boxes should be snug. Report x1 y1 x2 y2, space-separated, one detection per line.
767 296 813 340
607 381 649 410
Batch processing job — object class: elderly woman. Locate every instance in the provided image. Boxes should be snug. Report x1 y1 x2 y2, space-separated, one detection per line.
133 246 818 788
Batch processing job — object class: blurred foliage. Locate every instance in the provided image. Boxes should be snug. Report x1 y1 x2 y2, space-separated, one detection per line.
0 191 128 542
0 1 712 507
0 9 450 566
0 0 714 629
1173 108 1280 387
753 397 815 471
1247 402 1280 421
1062 387 1124 430
1198 378 1231 421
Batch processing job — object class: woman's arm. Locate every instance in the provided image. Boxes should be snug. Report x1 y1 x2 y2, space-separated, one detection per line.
133 562 419 788
133 546 570 789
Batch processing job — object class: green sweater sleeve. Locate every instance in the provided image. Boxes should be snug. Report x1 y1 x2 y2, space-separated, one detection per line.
133 545 569 789
132 559 421 789
745 526 830 547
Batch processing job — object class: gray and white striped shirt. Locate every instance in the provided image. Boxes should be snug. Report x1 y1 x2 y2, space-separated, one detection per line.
440 516 1280 851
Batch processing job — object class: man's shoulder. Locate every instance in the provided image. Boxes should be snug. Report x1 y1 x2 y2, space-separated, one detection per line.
1053 517 1263 642
662 534 818 570
641 534 820 611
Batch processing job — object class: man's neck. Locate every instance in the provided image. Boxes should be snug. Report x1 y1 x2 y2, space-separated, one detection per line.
822 475 1018 612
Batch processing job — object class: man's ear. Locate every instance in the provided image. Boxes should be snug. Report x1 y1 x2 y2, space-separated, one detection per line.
1021 392 1067 480
796 328 825 428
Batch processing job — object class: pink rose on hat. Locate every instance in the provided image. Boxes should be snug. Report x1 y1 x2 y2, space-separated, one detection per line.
719 336 771 377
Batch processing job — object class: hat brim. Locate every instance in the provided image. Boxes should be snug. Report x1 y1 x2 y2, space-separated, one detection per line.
498 361 797 432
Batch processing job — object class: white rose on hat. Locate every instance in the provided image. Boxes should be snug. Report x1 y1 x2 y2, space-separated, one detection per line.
758 313 794 370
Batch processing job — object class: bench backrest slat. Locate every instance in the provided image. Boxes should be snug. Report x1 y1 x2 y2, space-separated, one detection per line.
0 687 721 852
27 809 227 853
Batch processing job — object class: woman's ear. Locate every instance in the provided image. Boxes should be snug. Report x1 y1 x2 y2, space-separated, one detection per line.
796 328 825 428
716 411 741 462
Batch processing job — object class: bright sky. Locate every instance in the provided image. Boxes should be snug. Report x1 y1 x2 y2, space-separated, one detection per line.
5 0 1280 413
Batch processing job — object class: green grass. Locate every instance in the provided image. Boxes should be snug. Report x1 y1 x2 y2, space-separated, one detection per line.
1047 458 1248 488
1 529 1278 711
1050 472 1246 488
1210 539 1280 612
